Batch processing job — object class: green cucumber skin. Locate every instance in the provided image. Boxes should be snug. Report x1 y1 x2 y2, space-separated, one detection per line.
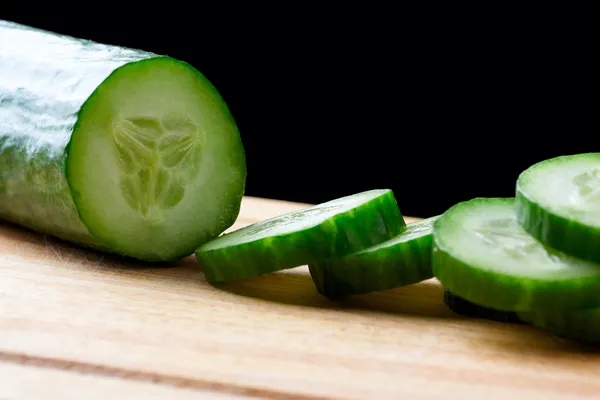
432 198 600 313
432 243 529 312
0 20 157 247
197 190 406 283
0 20 246 260
0 135 101 249
309 217 437 299
433 230 600 313
516 185 600 264
518 309 600 346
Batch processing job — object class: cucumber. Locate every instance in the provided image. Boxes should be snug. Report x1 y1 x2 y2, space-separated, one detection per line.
0 20 246 261
443 290 523 324
195 189 405 283
432 197 600 312
517 308 600 346
516 153 600 264
308 216 438 298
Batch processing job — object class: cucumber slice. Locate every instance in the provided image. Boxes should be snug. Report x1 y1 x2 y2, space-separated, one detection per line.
432 197 600 312
516 153 600 264
0 20 246 261
308 216 438 298
443 290 523 324
195 189 405 283
517 308 600 346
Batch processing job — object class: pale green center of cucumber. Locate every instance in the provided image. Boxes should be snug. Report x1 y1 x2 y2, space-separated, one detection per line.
112 114 203 223
237 205 341 239
67 56 247 260
473 218 557 261
521 154 600 226
440 200 600 279
572 169 600 206
199 189 390 250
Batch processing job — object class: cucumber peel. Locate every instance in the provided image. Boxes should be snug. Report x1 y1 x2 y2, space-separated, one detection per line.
432 197 600 312
309 216 438 298
518 308 600 346
195 189 405 283
516 153 600 264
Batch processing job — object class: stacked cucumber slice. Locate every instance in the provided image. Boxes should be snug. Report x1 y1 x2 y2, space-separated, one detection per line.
432 153 600 345
308 216 438 298
194 153 600 346
196 189 439 299
433 197 600 313
195 189 407 282
515 153 600 265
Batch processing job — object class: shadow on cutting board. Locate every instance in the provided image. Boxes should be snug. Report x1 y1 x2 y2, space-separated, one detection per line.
0 219 177 268
4 221 599 356
212 267 461 320
211 268 600 356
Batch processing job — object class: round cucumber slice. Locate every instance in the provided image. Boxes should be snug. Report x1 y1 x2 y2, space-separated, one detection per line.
308 216 438 298
443 290 523 324
516 153 600 264
195 189 406 283
432 197 600 312
518 308 600 346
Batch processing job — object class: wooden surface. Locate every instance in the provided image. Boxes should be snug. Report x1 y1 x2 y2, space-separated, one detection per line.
1 196 599 399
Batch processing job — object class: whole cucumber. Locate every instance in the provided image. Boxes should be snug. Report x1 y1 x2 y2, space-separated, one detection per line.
0 20 247 261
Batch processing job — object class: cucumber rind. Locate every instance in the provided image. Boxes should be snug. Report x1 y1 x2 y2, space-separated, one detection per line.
195 189 406 283
516 154 600 265
517 308 600 346
432 197 600 312
308 216 438 299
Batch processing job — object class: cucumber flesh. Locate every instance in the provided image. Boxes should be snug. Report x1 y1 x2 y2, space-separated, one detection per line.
308 216 438 298
0 20 246 261
443 290 523 324
195 189 406 283
517 308 600 346
516 153 600 264
432 197 600 312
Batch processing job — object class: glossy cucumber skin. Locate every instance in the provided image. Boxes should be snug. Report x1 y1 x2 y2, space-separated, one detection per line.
0 20 155 248
309 217 437 299
516 185 600 264
518 309 600 346
197 190 406 283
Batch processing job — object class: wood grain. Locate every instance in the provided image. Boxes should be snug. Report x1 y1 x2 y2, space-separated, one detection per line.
0 196 599 399
0 361 247 400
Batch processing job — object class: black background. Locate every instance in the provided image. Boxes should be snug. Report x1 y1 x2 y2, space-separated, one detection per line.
2 13 596 218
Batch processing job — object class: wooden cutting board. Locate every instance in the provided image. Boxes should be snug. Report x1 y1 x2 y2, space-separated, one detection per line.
1 196 599 400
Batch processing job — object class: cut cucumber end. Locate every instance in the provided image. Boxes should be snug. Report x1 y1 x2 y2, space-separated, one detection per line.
66 57 246 261
432 197 600 312
516 153 600 264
